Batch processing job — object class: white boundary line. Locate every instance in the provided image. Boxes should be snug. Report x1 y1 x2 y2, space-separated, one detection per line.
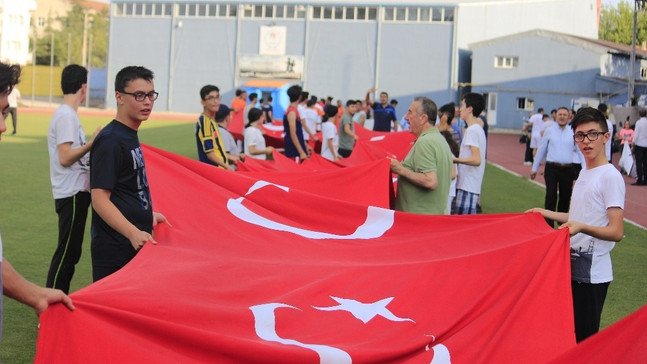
488 162 647 230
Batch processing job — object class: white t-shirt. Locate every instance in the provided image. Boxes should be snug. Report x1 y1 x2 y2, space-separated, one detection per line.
569 163 625 283
529 112 544 148
320 122 338 161
456 123 487 194
605 119 613 161
47 104 90 199
302 108 320 140
244 126 267 160
297 104 307 119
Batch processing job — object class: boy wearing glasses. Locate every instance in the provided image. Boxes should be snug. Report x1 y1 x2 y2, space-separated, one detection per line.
195 85 232 170
527 107 625 343
90 66 169 282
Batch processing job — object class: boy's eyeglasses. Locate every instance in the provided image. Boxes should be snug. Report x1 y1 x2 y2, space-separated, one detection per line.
121 91 159 102
573 131 605 143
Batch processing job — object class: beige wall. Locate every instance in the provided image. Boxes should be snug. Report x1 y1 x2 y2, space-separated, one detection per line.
32 0 71 35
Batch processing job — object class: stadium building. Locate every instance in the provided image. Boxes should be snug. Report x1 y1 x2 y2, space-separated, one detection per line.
107 0 599 121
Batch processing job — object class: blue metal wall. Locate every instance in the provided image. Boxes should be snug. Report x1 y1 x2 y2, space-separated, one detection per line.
472 34 606 129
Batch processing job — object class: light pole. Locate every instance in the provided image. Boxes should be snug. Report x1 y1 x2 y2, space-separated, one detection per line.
629 1 647 106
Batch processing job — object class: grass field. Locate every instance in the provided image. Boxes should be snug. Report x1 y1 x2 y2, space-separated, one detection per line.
0 111 645 363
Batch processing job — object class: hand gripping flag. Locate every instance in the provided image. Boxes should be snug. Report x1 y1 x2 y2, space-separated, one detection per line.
35 145 576 363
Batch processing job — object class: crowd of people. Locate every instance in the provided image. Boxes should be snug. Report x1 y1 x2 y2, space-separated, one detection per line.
194 85 490 216
0 60 628 350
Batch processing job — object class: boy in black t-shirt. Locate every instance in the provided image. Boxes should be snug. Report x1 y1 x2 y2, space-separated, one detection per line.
90 66 170 282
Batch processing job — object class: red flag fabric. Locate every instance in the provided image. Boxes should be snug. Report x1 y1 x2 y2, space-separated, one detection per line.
547 303 647 364
35 145 577 363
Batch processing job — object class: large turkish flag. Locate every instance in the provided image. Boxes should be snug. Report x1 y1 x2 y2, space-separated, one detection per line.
35 145 576 363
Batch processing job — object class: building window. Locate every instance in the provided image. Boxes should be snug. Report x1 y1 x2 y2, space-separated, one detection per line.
311 5 376 21
37 17 45 27
641 67 647 80
383 7 454 23
517 97 535 111
494 56 519 69
240 4 303 19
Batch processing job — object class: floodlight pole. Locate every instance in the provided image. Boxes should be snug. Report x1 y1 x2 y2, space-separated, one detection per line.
629 1 646 106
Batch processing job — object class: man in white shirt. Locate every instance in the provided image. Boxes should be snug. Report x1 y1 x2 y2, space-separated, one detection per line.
453 93 487 215
597 103 615 163
529 107 545 157
530 107 579 227
632 108 647 185
7 87 19 134
47 65 101 293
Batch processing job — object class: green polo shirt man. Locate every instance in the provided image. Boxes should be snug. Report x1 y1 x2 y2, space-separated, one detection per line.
390 97 454 214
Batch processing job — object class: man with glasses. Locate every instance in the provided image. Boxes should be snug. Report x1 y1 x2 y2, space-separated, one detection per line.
90 66 169 282
530 107 582 227
527 107 624 342
195 84 232 170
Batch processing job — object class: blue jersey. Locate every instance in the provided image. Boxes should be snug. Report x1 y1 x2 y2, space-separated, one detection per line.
372 103 397 132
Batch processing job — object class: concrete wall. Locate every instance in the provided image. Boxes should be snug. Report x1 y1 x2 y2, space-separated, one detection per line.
107 3 456 120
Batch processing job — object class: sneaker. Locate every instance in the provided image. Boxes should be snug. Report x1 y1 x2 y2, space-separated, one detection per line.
523 161 532 166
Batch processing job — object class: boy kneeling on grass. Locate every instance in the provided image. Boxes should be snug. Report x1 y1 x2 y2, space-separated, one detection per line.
526 107 625 343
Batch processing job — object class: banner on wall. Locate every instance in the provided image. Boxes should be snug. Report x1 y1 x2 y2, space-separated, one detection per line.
259 26 286 56
239 54 303 79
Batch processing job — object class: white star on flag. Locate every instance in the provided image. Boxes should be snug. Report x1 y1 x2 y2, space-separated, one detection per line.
312 296 416 324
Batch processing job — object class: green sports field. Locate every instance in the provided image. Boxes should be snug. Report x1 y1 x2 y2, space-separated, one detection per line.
0 110 645 363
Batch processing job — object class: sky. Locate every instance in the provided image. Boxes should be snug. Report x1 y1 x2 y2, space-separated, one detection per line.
602 0 627 6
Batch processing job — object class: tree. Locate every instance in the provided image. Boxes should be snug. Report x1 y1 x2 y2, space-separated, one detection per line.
599 1 647 46
34 0 109 67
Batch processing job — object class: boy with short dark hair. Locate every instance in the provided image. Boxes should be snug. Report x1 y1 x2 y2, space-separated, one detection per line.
46 64 101 293
527 107 625 342
283 85 311 160
338 99 358 158
453 93 487 214
195 85 231 170
90 66 170 281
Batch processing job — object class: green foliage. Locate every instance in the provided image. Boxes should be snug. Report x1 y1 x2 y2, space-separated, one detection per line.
34 0 109 67
599 1 647 46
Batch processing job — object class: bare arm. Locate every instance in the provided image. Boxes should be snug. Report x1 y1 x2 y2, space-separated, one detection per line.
2 258 74 314
288 111 307 159
389 158 438 190
57 126 101 167
525 207 569 224
560 207 624 241
343 123 359 141
248 144 274 156
327 138 340 160
302 120 318 142
453 145 481 166
365 88 376 106
91 188 157 250
206 151 233 171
